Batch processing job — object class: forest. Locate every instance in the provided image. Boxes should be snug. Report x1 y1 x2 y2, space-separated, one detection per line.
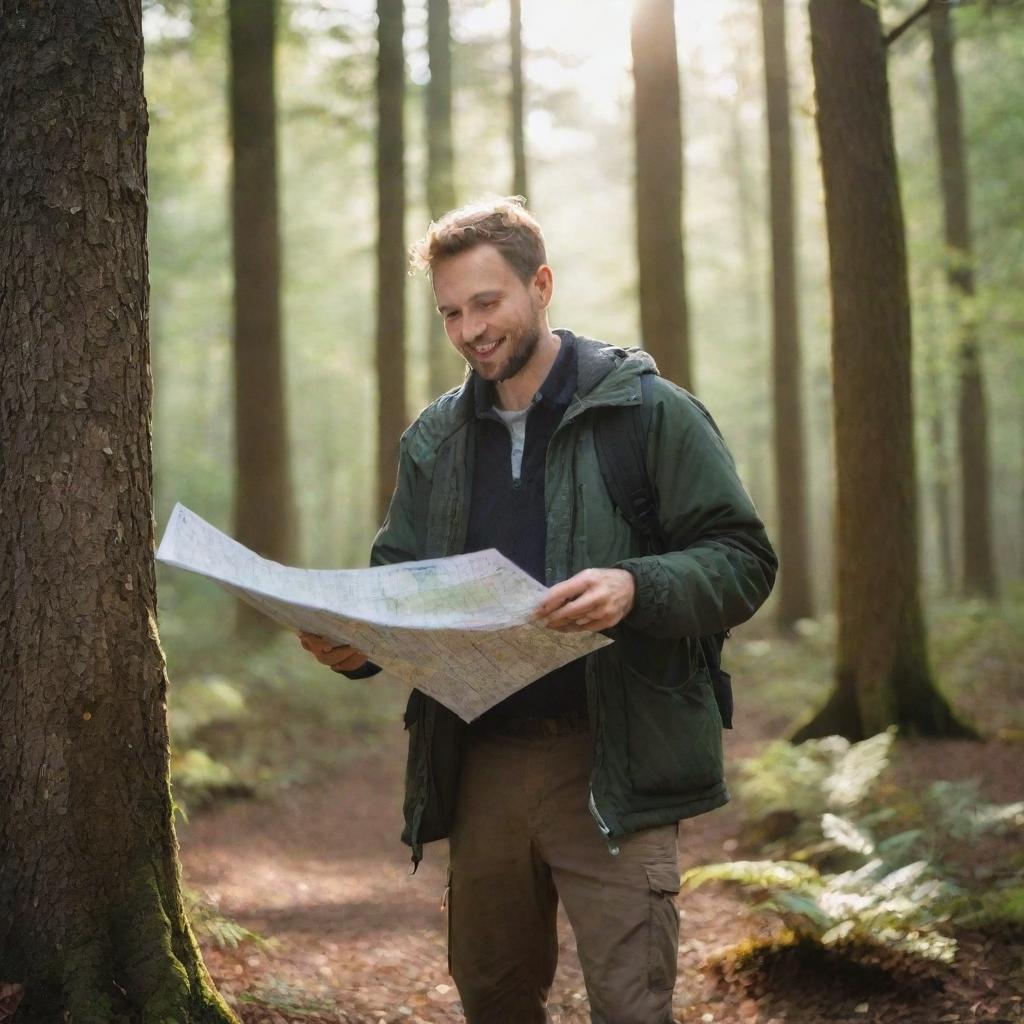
0 0 1022 1022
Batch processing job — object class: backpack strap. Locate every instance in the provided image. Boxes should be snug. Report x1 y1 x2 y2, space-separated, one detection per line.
593 372 733 729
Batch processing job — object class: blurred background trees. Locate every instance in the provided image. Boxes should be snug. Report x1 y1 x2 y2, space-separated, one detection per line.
140 0 1023 728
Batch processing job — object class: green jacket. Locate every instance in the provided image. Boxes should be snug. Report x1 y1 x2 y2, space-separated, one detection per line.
369 335 777 865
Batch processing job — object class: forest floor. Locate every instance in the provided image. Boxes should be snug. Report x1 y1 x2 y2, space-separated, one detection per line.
180 711 1024 1024
2 603 1021 1024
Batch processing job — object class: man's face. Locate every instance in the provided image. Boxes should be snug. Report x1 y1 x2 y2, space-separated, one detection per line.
432 244 547 383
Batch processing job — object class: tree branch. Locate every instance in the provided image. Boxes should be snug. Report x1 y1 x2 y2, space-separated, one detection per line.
885 0 938 47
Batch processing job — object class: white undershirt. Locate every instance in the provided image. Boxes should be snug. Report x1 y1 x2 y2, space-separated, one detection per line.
494 403 533 481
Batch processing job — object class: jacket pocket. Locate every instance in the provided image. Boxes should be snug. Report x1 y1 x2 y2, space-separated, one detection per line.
623 664 723 796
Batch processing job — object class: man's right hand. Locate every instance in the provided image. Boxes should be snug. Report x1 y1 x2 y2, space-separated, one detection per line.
298 632 369 674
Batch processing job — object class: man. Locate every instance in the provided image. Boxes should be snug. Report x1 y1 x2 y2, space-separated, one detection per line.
300 197 776 1023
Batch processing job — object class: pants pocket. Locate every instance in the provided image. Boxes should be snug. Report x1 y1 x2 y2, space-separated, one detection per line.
645 865 680 992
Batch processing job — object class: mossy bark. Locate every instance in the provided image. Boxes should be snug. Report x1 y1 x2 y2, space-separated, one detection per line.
0 3 238 1020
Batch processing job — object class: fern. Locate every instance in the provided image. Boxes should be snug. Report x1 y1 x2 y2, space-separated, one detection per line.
683 856 959 963
183 886 274 951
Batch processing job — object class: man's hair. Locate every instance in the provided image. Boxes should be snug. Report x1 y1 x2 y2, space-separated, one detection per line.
408 196 547 284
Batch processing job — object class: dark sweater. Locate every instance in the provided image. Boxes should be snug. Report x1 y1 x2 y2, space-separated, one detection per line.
464 332 588 727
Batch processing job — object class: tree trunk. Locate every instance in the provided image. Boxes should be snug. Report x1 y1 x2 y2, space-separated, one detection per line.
0 4 237 1020
510 0 528 198
921 288 955 593
631 0 692 390
229 0 295 634
426 0 463 397
376 0 408 522
928 2 997 598
761 0 814 628
794 0 975 743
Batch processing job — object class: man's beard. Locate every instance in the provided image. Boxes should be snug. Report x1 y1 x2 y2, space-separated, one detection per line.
490 321 541 383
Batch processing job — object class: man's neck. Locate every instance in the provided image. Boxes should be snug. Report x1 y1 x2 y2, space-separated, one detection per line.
494 329 562 411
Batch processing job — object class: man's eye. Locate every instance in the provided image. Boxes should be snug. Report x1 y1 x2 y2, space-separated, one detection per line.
445 311 459 321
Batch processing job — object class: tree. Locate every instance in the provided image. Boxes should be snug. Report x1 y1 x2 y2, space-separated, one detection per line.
376 0 408 521
631 0 692 389
928 1 997 597
229 0 295 627
510 0 528 198
794 0 974 742
426 0 463 397
0 4 237 1019
760 0 813 628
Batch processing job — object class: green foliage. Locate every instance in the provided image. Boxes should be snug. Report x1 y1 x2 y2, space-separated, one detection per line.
737 728 895 820
926 779 1024 842
684 857 959 963
164 630 404 809
184 887 273 952
693 721 1024 968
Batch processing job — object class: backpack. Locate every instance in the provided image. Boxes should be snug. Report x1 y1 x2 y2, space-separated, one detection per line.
593 372 734 729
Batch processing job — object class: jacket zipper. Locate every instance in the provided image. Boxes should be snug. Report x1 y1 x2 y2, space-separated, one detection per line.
588 789 620 856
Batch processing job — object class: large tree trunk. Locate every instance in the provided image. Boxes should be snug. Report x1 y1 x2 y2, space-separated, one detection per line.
510 0 528 198
928 2 997 598
0 4 237 1020
794 0 975 743
229 0 295 634
631 0 692 389
376 0 408 521
426 0 463 397
761 0 814 628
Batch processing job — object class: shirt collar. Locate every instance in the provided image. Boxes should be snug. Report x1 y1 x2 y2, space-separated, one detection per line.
473 330 577 418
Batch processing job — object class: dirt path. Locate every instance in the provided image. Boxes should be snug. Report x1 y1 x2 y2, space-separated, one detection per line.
180 727 1024 1024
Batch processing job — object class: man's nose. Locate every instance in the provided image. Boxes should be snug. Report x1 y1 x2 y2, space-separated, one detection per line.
460 314 486 345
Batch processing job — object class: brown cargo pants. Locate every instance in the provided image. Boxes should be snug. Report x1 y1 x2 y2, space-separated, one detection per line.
446 719 680 1024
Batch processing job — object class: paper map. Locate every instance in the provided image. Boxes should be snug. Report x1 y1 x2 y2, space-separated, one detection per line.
156 504 612 722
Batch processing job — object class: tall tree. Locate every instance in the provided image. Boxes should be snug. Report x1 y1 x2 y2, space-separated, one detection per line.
426 0 462 397
229 0 295 625
794 0 974 742
510 0 528 197
376 0 408 521
0 4 237 1019
761 0 813 628
928 1 997 598
631 0 692 389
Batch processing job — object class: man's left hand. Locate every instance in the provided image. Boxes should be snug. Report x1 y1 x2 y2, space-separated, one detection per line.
534 568 636 633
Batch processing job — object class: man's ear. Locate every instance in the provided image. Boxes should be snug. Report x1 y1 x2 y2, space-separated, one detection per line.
533 264 554 308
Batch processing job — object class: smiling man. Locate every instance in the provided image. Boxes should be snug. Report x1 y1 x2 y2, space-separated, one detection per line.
300 197 776 1023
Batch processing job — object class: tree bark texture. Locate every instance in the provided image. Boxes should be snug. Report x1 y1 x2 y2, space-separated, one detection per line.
631 0 692 390
928 2 997 598
376 0 408 522
229 0 295 635
426 0 463 397
795 0 974 742
761 0 814 628
0 3 238 1020
510 0 528 198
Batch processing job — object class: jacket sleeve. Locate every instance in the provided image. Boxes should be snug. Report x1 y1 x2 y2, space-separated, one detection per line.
615 382 777 639
338 437 423 679
369 435 422 569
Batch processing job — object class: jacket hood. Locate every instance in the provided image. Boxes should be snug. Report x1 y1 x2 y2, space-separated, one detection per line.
569 331 659 403
404 330 659 461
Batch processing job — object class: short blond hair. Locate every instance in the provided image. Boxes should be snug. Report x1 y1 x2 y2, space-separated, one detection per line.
409 196 547 284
